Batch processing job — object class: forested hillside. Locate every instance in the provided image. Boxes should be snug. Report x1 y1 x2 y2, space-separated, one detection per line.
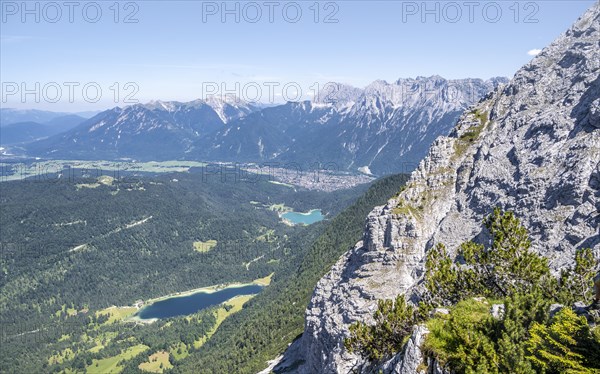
0 169 370 373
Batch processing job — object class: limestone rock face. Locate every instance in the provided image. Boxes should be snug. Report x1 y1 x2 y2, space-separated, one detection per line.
277 3 600 373
387 325 430 374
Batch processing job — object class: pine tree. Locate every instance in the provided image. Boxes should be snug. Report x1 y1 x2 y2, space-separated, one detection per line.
423 298 500 373
557 248 598 306
426 208 553 304
495 291 548 373
525 308 600 373
461 208 551 297
345 296 416 361
425 243 463 305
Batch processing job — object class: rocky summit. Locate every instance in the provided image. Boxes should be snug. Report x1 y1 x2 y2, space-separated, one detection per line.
274 3 600 373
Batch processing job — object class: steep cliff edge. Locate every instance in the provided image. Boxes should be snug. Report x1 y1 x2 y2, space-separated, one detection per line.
275 3 600 373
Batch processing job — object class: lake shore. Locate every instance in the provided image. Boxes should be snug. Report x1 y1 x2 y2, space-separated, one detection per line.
124 273 274 323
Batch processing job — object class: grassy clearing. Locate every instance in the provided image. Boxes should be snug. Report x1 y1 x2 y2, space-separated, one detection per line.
75 182 101 189
268 203 292 212
66 307 78 316
253 273 274 286
96 306 138 325
88 344 104 354
473 109 489 126
75 176 114 189
48 347 76 365
97 175 115 185
87 331 119 353
86 344 148 374
216 295 254 325
0 160 207 183
459 124 485 143
138 350 173 373
133 161 207 173
255 228 275 242
169 342 189 361
193 240 218 253
392 201 423 220
453 109 489 157
454 123 485 157
193 294 256 349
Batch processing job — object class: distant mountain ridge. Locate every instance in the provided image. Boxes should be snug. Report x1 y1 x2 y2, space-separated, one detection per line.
0 108 96 126
22 77 507 174
0 114 86 145
25 98 259 160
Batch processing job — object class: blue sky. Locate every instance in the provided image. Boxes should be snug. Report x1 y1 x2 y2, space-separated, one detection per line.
1 0 596 111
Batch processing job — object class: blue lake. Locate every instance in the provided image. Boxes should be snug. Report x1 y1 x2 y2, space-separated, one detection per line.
282 209 325 225
136 284 263 320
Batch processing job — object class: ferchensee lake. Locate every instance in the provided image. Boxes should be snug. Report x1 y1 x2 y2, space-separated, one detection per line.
136 284 263 320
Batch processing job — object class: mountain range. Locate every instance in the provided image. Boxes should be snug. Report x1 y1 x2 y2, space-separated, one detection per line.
18 77 507 175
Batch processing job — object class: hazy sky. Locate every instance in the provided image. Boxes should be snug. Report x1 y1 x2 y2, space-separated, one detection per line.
1 0 595 111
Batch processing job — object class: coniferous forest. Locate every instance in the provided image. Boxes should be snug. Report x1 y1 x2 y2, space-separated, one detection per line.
0 167 408 373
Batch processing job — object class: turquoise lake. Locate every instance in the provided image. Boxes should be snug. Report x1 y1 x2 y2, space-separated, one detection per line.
281 209 325 225
136 284 263 320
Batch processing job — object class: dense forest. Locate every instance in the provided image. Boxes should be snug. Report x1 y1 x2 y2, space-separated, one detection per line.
0 167 377 373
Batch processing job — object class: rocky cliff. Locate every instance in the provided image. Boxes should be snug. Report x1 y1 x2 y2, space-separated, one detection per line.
275 3 600 373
